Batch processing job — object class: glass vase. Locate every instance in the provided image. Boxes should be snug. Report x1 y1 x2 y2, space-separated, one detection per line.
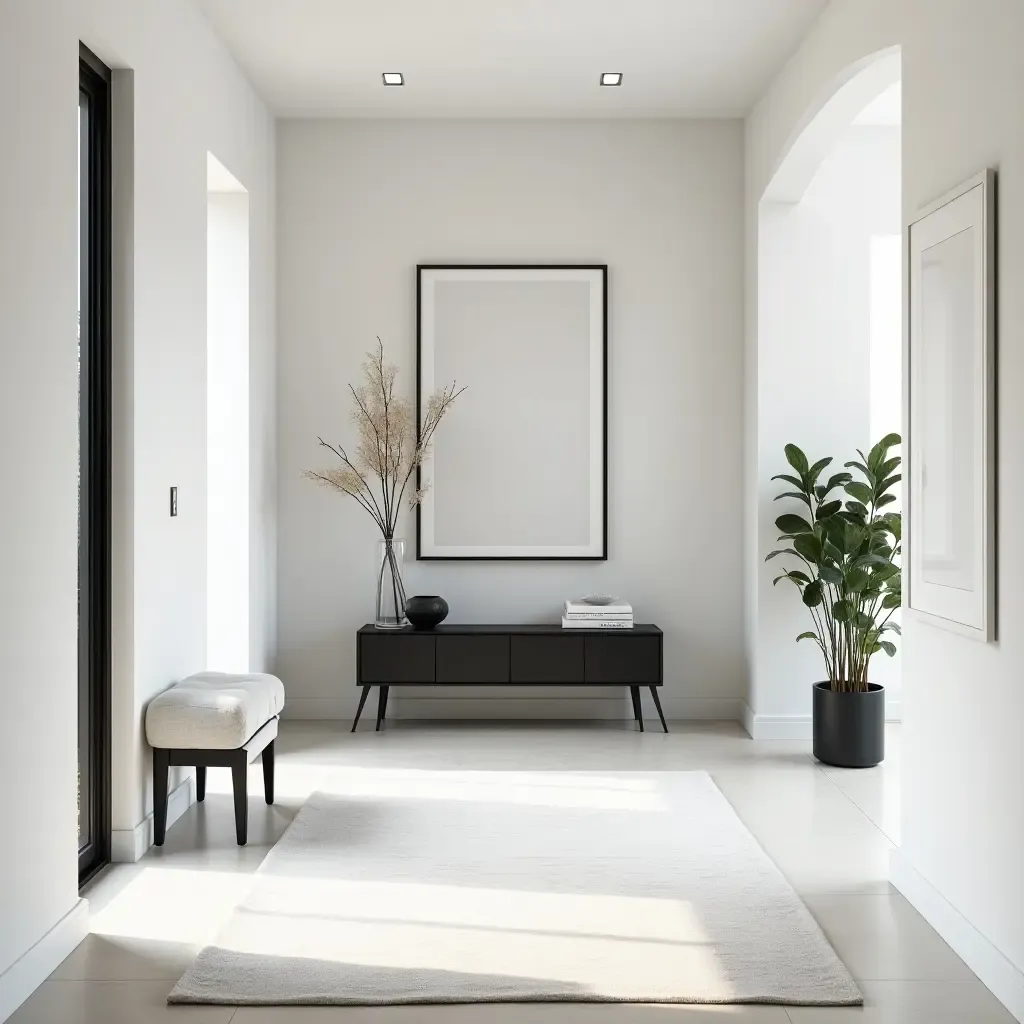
375 536 408 629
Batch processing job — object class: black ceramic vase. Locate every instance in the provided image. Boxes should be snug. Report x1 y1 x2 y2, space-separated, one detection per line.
812 682 885 768
405 595 449 630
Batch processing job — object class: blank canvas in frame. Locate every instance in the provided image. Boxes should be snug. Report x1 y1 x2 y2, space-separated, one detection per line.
907 170 995 641
417 265 607 559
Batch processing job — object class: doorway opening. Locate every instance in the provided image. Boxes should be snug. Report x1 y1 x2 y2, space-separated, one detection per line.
206 154 250 671
79 45 112 884
752 49 903 741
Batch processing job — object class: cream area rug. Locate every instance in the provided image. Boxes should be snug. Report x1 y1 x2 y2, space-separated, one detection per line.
169 769 861 1007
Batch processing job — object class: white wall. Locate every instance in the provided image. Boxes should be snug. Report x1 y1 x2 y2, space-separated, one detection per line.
207 189 251 672
754 123 901 730
747 1 1024 1017
277 119 745 723
0 0 274 1012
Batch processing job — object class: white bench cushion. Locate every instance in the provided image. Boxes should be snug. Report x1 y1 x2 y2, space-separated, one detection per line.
145 672 285 750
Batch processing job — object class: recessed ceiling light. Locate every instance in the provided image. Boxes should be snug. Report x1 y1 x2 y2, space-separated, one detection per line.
600 73 623 87
382 72 404 87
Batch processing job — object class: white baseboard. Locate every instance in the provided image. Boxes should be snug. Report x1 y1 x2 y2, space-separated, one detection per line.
891 849 1024 1023
0 898 88 1023
741 705 812 740
111 775 194 863
284 695 741 723
741 701 903 740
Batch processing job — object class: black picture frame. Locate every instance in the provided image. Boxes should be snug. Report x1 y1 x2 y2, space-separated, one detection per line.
416 264 608 561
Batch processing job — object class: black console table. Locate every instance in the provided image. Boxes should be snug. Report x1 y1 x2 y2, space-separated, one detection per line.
353 623 666 733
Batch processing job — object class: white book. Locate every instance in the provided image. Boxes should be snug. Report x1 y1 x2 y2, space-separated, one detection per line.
564 599 633 616
561 616 633 630
563 611 634 621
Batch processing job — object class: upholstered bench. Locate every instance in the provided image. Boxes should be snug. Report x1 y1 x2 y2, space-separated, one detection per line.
145 672 285 846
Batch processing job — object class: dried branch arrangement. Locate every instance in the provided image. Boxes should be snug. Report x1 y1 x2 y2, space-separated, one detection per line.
305 339 465 540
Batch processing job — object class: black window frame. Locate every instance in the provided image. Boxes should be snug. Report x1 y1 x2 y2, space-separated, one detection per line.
78 43 112 886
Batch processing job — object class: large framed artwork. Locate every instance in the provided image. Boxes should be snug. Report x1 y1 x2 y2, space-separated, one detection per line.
906 169 996 641
417 264 607 560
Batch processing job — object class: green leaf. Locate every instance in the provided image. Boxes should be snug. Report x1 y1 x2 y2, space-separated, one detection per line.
845 500 869 519
845 481 873 505
854 611 874 630
765 548 801 562
882 592 902 609
822 472 853 493
882 621 902 635
853 552 890 569
807 457 832 487
833 599 853 622
776 514 814 536
785 570 811 584
868 433 901 471
871 563 900 583
793 533 822 562
844 460 875 484
876 473 902 495
774 490 812 506
881 512 902 541
846 568 871 592
819 564 844 584
785 444 810 476
880 640 897 657
796 631 819 642
802 580 823 607
771 473 805 490
876 493 897 508
823 541 845 564
816 500 842 520
877 457 901 479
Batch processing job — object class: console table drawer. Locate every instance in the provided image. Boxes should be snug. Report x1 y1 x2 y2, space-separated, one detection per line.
436 635 510 683
511 635 584 683
585 635 661 684
360 634 435 683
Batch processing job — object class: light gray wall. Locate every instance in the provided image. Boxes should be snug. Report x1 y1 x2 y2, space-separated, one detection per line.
277 118 745 722
747 0 1024 1016
0 0 275 1008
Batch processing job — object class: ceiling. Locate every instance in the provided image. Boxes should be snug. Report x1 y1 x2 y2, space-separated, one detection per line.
199 0 830 118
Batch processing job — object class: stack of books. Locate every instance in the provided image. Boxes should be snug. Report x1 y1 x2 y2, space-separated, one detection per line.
562 598 634 629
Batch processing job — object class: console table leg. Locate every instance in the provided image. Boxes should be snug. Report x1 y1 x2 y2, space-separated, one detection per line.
629 685 644 731
351 685 371 732
649 686 669 733
376 685 390 732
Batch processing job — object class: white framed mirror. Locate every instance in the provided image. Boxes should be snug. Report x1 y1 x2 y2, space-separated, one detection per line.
907 169 996 640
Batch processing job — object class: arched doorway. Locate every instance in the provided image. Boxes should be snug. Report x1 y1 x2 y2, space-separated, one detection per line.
749 47 902 740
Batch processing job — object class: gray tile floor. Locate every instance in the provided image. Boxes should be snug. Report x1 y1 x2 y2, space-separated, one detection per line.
14 721 1015 1023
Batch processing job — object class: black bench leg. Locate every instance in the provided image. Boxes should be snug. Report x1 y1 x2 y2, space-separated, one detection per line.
376 685 390 732
153 748 169 846
650 686 669 733
196 765 206 802
351 685 371 732
262 740 275 805
629 686 644 732
231 755 248 846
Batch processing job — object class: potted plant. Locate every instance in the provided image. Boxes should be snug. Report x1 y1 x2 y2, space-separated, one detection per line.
767 434 901 767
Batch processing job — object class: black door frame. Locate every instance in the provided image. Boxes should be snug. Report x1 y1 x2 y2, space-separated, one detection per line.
78 44 112 885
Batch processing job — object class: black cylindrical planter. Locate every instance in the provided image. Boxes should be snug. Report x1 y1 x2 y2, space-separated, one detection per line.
812 682 885 768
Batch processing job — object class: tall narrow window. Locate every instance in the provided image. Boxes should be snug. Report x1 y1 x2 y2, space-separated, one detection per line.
79 46 111 884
